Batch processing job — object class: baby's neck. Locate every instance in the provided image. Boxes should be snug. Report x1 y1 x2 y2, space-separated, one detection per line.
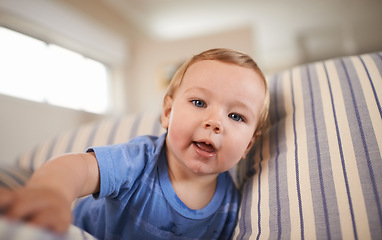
167 161 218 210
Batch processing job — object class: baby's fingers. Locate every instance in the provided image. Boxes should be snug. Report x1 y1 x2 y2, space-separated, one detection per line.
0 188 15 213
3 188 50 220
29 208 72 234
5 188 72 233
3 193 35 220
0 187 72 234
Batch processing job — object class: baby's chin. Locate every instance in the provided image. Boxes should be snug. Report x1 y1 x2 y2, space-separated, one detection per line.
185 160 227 176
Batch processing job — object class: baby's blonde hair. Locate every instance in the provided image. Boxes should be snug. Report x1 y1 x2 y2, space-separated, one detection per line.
164 48 270 138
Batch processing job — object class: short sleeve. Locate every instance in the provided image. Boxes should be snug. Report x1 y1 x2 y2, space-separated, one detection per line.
89 134 166 199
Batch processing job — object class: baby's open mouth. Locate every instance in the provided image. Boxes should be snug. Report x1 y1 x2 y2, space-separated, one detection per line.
194 141 216 153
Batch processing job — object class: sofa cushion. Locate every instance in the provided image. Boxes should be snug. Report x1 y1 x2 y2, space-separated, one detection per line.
0 166 32 189
16 111 165 172
233 52 382 239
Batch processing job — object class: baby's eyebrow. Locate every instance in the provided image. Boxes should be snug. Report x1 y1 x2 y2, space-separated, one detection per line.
232 101 256 117
230 93 260 117
184 87 212 95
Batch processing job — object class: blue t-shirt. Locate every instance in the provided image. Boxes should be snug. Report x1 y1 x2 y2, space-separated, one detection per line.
73 134 240 240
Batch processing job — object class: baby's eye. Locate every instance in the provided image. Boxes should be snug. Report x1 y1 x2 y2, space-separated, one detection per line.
229 113 244 122
191 99 206 108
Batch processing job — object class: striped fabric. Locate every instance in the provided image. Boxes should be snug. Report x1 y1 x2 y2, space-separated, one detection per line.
0 166 32 189
15 111 165 180
234 52 382 239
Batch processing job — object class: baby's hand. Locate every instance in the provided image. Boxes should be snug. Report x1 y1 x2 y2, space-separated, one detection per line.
0 186 72 234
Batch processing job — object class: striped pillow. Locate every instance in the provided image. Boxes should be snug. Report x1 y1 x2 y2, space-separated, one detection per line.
234 52 382 239
16 111 165 173
0 166 32 189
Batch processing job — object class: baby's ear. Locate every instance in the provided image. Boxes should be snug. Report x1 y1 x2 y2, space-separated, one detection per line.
161 95 173 129
241 134 258 159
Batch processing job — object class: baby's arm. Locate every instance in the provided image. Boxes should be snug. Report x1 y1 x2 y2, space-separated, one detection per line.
0 152 99 234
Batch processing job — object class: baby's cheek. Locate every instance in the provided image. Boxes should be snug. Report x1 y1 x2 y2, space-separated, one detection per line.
168 121 181 138
228 138 250 161
167 121 188 148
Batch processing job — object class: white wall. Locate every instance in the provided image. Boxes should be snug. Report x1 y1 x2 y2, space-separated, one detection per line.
128 26 254 113
249 1 382 73
0 0 130 165
125 1 382 113
0 0 128 66
0 95 102 165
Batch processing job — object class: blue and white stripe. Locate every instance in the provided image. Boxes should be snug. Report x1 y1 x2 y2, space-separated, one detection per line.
234 52 382 240
15 111 165 178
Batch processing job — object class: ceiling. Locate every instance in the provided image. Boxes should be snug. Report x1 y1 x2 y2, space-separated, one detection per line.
97 0 381 71
99 0 368 41
100 0 309 40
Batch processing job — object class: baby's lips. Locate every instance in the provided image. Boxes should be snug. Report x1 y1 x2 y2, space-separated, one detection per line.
194 142 215 153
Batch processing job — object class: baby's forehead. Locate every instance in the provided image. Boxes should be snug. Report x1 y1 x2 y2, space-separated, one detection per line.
190 59 261 76
182 61 265 96
183 60 264 87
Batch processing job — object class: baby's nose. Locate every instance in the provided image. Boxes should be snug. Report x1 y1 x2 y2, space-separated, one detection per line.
203 119 223 134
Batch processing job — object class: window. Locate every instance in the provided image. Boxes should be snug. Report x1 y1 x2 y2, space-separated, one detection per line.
0 27 109 114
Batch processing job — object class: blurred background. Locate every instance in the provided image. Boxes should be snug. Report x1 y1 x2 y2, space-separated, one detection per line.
1 0 381 163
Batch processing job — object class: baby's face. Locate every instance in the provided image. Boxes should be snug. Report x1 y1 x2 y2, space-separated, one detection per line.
162 60 266 175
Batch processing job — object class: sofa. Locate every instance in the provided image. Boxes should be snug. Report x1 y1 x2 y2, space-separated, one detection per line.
0 51 381 239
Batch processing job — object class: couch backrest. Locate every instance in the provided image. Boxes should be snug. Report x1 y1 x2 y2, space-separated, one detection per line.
16 111 166 171
234 52 382 239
